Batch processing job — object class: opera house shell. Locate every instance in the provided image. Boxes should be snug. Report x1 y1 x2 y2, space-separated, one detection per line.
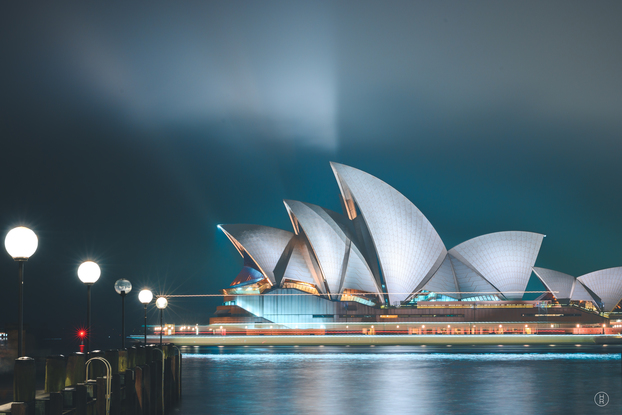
217 163 622 326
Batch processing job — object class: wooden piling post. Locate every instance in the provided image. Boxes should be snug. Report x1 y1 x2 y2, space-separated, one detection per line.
118 349 128 374
134 366 145 415
170 344 182 402
75 384 87 415
96 377 106 415
105 349 119 375
142 365 152 415
124 369 136 413
110 373 121 415
128 346 137 370
48 392 64 415
9 402 31 415
136 346 146 367
45 355 67 393
65 352 86 387
179 351 182 401
144 346 153 365
13 357 36 403
164 357 172 410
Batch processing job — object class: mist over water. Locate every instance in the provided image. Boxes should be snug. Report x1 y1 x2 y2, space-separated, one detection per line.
178 346 621 414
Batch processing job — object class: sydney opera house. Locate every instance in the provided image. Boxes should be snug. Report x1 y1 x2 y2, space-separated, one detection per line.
213 163 622 332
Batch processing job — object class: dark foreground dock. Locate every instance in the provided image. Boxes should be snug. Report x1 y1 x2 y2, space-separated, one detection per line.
0 344 181 415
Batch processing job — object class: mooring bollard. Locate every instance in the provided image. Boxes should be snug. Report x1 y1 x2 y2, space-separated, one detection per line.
45 354 67 393
65 352 86 387
105 349 119 375
13 356 36 403
87 350 105 380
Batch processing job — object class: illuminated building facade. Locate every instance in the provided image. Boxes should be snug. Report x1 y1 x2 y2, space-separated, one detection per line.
214 163 622 329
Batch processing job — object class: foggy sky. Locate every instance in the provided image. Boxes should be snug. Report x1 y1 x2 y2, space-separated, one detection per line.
1 1 621 349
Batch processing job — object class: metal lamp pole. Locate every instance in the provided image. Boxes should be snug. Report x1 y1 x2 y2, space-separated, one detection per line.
138 289 153 346
78 261 101 353
86 283 92 352
17 260 25 357
144 304 148 345
114 279 132 348
156 297 168 347
121 292 126 347
5 227 38 358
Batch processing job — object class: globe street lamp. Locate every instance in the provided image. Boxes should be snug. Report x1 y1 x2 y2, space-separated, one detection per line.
114 279 132 348
78 261 101 353
138 289 153 345
4 227 38 358
155 297 168 347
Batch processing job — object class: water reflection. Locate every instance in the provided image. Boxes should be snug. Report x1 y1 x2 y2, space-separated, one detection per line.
178 346 621 415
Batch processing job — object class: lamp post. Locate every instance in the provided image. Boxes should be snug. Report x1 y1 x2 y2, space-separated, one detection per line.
138 289 153 345
78 261 101 353
114 279 132 348
4 227 38 358
156 297 168 347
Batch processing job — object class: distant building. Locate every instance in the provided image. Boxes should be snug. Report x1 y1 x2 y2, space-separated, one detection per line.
214 163 621 330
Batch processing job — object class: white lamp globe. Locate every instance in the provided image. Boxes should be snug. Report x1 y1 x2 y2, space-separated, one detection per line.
138 289 153 304
5 227 38 260
156 297 168 309
114 279 132 295
78 261 101 284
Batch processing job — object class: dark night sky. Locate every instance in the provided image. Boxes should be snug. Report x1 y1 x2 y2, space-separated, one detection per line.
1 1 621 349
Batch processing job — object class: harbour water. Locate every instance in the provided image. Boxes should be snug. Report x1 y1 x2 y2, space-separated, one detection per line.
177 345 621 415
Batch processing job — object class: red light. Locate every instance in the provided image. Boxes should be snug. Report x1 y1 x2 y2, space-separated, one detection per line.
79 330 86 338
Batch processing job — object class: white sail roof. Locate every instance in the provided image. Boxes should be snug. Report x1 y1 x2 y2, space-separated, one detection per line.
340 239 383 296
578 267 622 312
532 267 575 300
284 200 346 295
218 224 293 285
570 280 597 302
280 235 326 294
423 255 460 299
448 254 502 298
331 162 447 304
449 231 544 300
284 200 381 297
